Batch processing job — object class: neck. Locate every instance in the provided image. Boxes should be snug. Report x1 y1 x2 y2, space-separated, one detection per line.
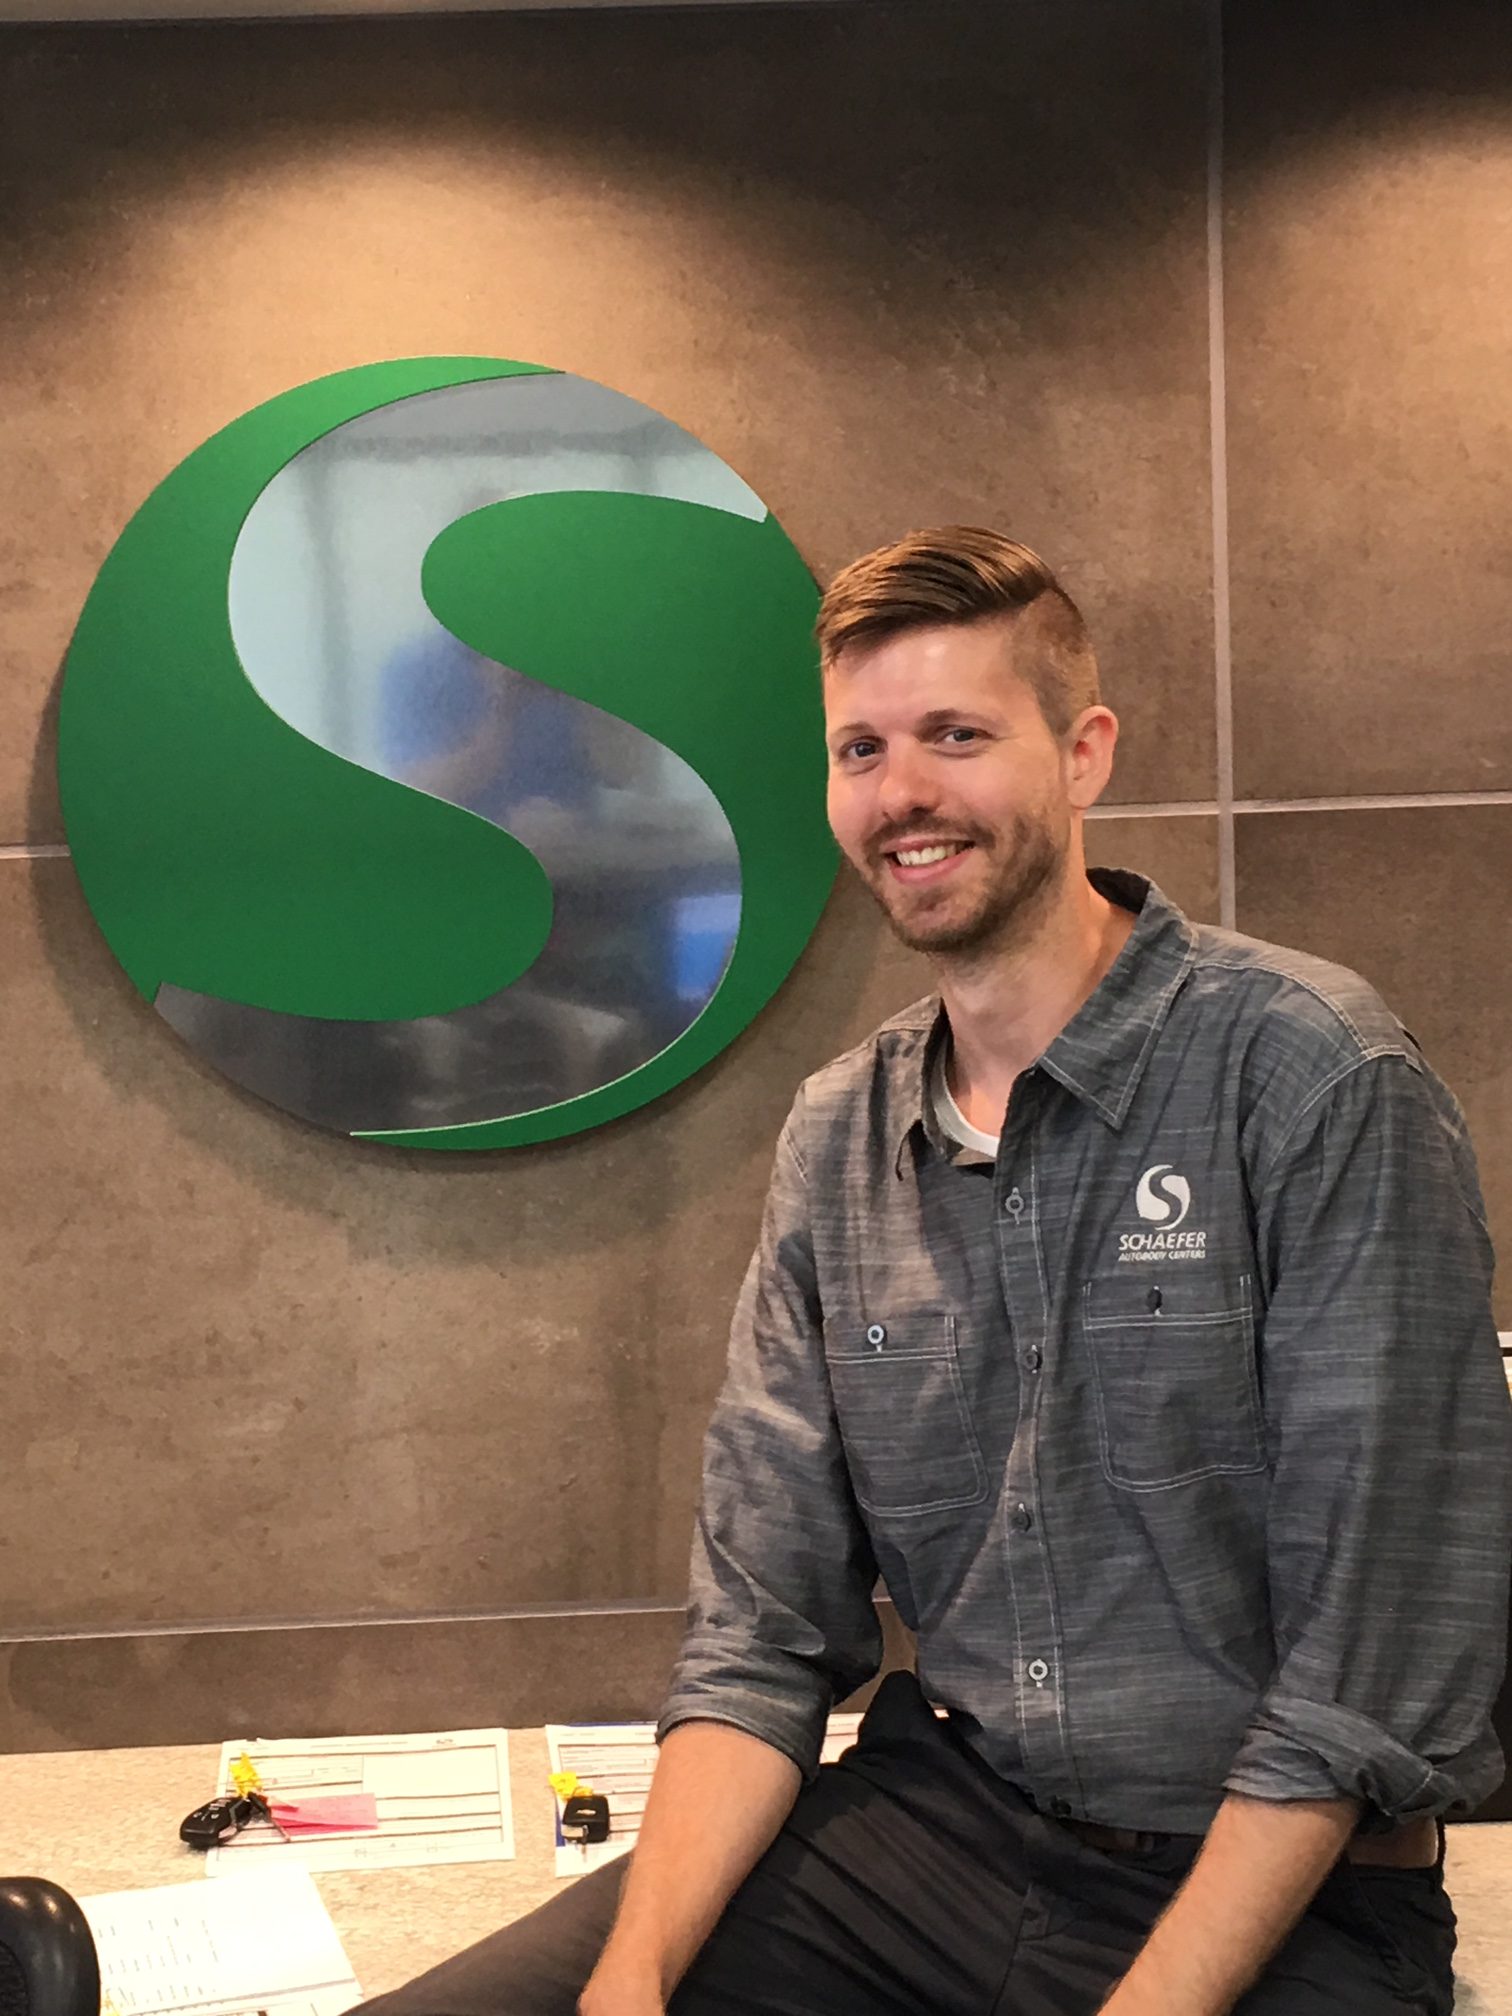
936 858 1134 1131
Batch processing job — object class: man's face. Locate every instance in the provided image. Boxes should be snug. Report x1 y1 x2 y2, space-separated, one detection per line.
823 618 1083 957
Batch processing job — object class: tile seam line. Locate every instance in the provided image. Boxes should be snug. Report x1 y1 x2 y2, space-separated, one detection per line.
1091 794 1512 818
1208 0 1236 930
1236 792 1512 814
2 1600 695 1646
12 794 1512 862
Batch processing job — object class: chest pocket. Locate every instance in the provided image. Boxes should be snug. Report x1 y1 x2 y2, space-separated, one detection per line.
826 1315 987 1519
1081 1274 1264 1491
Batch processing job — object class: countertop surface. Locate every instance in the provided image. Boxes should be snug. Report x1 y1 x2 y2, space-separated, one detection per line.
1 1732 567 2003
4 1737 1511 2010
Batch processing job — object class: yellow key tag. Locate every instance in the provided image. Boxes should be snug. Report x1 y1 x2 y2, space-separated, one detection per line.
229 1750 264 1796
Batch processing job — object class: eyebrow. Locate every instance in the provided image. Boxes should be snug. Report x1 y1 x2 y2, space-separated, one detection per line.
827 707 993 744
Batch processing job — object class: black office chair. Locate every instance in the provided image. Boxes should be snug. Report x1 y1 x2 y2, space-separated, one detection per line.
0 1881 99 2016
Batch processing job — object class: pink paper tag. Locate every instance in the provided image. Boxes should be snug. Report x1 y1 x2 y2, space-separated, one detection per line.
269 1793 379 1834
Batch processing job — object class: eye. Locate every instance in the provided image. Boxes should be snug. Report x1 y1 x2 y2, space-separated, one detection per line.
837 737 880 763
941 726 981 746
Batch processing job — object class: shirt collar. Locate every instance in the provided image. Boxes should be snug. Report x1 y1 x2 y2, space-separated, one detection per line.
895 868 1198 1173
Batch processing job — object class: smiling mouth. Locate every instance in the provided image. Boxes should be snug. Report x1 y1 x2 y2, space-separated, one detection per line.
886 840 972 867
878 839 977 884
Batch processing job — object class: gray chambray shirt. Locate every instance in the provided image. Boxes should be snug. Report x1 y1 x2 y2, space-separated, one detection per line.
659 868 1512 1833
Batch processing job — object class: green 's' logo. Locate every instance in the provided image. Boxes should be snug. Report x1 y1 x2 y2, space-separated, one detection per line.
58 359 834 1148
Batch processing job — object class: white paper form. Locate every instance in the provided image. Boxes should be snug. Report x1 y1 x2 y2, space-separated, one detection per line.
545 1713 864 1879
205 1728 514 1876
82 1866 359 2016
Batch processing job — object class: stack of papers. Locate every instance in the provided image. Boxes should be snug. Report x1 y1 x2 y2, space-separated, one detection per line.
82 1867 359 2016
206 1729 515 1875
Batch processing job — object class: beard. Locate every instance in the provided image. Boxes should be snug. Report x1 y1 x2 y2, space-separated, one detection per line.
862 806 1070 958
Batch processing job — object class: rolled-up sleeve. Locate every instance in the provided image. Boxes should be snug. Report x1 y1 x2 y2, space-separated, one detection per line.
1224 1052 1512 1825
656 1102 882 1777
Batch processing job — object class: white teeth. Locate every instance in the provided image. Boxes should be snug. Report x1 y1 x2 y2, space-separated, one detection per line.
895 843 965 867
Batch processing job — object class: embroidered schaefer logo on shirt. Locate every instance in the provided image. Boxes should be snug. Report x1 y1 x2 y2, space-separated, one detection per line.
1119 1165 1208 1263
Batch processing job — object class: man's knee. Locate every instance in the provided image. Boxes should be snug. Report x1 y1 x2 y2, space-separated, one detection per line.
348 1862 626 2016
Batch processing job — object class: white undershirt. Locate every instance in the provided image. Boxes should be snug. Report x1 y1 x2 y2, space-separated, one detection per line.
930 1041 1001 1157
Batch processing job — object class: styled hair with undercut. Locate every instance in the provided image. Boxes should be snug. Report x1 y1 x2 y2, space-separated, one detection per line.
815 525 1100 737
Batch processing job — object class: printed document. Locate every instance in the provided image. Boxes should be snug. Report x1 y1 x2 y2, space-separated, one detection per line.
82 1865 359 2016
206 1727 514 1875
545 1713 863 1878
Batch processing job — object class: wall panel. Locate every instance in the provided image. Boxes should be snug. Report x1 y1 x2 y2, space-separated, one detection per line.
1225 0 1512 799
1234 805 1512 1326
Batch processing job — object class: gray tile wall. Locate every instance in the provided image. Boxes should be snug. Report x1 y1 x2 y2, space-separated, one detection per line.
1 0 1506 1748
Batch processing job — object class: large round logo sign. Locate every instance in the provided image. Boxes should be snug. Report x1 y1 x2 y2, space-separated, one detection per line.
58 359 834 1148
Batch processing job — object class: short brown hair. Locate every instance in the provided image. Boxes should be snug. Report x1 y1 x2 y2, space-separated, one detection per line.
816 525 1099 737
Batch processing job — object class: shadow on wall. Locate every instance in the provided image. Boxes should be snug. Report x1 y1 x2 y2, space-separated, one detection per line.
1 3 1206 312
20 0 1504 327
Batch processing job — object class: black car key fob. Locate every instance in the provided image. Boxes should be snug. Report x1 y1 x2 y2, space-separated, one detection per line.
560 1792 610 1844
179 1790 270 1849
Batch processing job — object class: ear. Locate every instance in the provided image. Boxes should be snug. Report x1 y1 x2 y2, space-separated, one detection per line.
1064 706 1119 811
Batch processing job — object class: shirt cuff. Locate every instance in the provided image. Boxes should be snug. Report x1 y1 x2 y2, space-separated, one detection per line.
1224 1688 1501 1827
657 1662 831 1780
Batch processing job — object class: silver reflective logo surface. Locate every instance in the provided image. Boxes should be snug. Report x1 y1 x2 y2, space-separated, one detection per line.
161 377 753 1134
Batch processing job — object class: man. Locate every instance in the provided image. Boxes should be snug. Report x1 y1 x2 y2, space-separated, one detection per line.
364 528 1511 2014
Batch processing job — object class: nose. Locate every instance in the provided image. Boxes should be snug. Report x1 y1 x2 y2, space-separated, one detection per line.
875 741 941 826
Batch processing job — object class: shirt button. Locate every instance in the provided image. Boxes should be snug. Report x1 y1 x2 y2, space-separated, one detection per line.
1049 1797 1072 1818
1003 1188 1026 1220
1027 1657 1050 1683
1021 1348 1042 1372
866 1323 886 1349
1010 1504 1033 1533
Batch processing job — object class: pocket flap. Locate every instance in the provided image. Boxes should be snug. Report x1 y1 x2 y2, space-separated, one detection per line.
1083 1273 1252 1329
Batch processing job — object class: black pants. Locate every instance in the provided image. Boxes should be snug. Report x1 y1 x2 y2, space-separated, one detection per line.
358 1674 1456 2016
